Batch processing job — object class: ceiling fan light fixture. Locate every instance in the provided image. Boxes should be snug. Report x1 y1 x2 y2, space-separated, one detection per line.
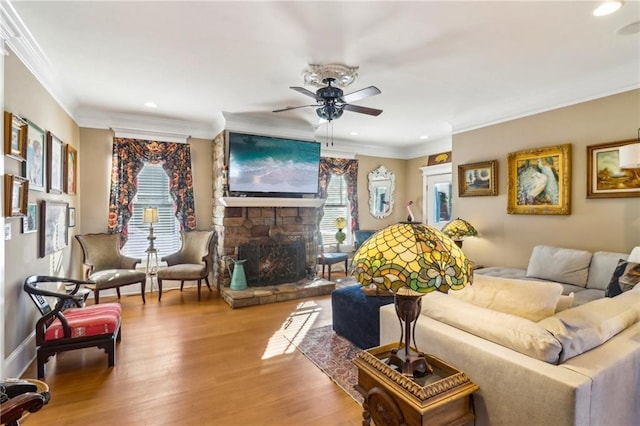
303 64 359 88
316 105 344 121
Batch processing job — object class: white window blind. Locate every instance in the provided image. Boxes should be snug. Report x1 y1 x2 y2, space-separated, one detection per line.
123 163 180 260
320 174 351 246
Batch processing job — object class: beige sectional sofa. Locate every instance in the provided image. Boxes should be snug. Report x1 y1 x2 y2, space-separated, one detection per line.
474 245 632 306
379 245 640 426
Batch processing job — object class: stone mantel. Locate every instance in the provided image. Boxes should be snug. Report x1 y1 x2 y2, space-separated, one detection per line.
218 197 326 208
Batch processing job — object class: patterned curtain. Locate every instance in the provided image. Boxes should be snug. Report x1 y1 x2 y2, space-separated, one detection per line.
318 157 359 231
108 138 196 245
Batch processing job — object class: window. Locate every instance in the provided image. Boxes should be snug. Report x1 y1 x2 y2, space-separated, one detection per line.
123 163 180 259
319 174 351 246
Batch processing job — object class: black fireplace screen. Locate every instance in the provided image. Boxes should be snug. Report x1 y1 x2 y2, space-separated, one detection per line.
238 240 306 286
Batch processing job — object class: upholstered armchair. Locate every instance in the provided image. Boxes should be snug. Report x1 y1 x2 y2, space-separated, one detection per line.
156 230 214 301
75 233 147 304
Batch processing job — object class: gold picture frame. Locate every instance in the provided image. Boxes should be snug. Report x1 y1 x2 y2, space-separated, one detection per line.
458 160 498 197
586 139 640 199
507 144 571 215
4 174 29 217
64 144 77 195
4 111 28 161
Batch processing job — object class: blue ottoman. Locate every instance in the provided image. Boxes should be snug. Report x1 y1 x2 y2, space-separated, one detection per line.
331 285 394 349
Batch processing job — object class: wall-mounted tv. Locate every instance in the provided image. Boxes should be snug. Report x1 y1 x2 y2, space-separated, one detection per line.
227 131 321 197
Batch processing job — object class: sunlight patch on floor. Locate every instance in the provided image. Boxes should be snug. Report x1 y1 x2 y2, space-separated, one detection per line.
262 300 322 359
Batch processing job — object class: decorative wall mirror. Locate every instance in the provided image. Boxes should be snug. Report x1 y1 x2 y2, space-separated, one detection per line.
368 165 395 219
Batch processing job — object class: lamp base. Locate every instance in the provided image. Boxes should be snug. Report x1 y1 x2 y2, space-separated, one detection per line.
388 293 433 377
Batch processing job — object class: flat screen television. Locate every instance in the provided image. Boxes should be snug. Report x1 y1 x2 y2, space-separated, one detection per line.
227 131 321 197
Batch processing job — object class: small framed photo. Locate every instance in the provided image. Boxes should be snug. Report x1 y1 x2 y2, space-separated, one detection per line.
64 144 77 195
40 200 69 257
586 140 640 199
4 111 27 161
23 203 38 233
507 143 571 215
46 131 64 194
4 174 29 217
68 207 76 227
23 119 46 192
458 160 498 197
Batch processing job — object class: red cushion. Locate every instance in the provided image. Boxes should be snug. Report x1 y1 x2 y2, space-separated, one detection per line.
44 303 121 341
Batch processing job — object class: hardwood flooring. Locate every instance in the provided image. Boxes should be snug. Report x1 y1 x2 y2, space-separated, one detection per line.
21 273 363 425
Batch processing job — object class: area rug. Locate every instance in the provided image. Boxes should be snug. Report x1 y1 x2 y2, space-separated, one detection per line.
293 324 364 405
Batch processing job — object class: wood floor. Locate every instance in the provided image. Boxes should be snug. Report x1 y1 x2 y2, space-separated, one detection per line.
21 273 364 425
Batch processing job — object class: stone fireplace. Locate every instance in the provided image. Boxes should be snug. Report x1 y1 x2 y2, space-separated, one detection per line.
211 133 335 308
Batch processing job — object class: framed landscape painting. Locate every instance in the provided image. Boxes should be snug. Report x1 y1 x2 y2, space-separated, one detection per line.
458 160 498 197
586 140 640 199
507 144 571 215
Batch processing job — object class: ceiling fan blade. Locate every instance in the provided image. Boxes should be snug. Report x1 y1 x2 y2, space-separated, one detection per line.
341 86 381 103
290 86 320 100
343 104 383 116
272 105 316 113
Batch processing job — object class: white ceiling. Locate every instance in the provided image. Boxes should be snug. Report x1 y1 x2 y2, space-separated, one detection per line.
5 1 640 158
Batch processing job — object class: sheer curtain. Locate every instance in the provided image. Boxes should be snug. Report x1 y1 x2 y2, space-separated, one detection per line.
318 157 359 231
108 137 196 245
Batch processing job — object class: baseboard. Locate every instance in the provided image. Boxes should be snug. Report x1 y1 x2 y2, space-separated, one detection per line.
4 331 36 379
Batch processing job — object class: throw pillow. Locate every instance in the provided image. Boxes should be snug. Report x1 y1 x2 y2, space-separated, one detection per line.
605 259 640 297
451 274 563 322
526 245 592 287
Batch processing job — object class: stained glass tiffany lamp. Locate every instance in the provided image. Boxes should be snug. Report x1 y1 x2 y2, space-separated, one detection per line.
441 218 478 248
351 222 473 377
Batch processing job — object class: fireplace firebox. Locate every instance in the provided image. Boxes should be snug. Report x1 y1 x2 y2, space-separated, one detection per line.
238 240 306 286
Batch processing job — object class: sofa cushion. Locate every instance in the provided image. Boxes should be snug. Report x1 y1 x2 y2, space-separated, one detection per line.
526 245 592 287
605 259 640 297
539 296 640 363
629 246 640 262
453 274 563 322
423 292 562 363
586 251 629 290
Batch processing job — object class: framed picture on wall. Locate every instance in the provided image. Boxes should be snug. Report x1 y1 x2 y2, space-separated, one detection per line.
23 119 47 192
4 111 27 161
23 202 38 233
458 160 498 197
64 144 77 195
68 207 76 227
586 139 640 199
4 174 29 217
40 200 69 257
507 143 571 215
47 131 64 194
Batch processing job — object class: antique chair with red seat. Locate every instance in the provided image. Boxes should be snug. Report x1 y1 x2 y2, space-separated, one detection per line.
23 275 122 379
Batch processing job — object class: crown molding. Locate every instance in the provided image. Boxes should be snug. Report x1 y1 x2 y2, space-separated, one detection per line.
2 0 77 118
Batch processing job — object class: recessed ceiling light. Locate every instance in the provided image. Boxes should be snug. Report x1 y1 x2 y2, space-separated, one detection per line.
144 101 158 108
593 1 622 17
350 131 358 136
419 135 429 140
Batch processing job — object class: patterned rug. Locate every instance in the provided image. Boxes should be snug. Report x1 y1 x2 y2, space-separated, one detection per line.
293 324 364 405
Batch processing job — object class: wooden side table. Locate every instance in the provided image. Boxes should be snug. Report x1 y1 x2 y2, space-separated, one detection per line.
353 343 479 426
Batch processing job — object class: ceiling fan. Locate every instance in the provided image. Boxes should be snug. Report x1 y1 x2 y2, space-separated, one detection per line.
273 77 383 121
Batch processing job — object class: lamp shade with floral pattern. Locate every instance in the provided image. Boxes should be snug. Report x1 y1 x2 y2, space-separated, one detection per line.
351 222 473 295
